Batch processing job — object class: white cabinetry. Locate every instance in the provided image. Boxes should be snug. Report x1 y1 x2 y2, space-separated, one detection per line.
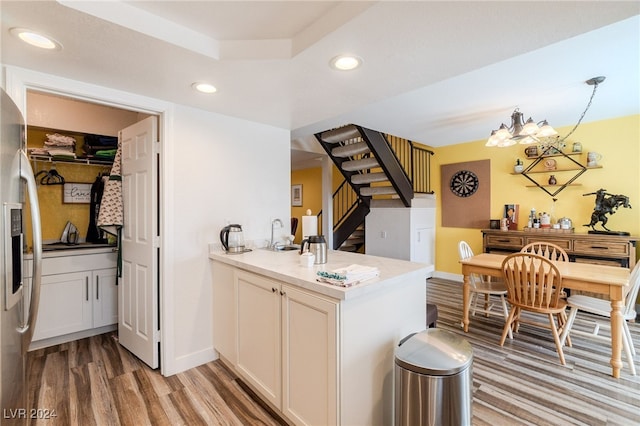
215 268 338 426
29 250 118 348
92 268 118 327
281 284 337 426
33 271 93 340
210 250 429 426
212 261 236 363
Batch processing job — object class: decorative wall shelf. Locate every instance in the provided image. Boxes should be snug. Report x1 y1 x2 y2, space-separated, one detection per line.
515 147 599 200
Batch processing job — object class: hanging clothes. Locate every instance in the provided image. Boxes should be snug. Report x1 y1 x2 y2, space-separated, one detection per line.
97 138 124 279
86 174 107 243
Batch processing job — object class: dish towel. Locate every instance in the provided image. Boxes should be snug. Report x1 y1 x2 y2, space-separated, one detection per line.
316 264 380 287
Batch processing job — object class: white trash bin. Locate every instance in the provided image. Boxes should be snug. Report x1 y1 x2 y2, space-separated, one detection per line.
395 329 473 426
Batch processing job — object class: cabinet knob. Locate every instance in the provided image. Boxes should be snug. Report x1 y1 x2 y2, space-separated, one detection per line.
272 287 277 293
280 291 286 296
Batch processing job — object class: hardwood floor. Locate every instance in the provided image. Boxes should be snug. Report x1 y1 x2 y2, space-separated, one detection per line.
27 277 640 425
26 334 285 426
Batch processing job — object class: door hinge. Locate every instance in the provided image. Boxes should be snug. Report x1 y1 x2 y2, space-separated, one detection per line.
154 330 161 342
154 235 161 248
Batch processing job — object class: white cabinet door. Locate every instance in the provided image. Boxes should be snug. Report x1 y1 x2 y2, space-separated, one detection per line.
32 271 92 341
281 285 338 426
212 262 236 363
93 268 118 328
235 270 281 408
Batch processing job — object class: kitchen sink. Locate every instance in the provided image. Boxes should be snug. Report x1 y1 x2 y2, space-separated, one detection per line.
267 244 300 252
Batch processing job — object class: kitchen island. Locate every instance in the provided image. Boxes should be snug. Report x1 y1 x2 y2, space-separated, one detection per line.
209 248 433 426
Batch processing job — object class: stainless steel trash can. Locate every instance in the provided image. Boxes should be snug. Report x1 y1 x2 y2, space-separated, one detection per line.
395 329 473 426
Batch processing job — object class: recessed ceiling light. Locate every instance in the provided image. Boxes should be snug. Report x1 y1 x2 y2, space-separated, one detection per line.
10 28 62 50
192 82 217 94
330 54 362 71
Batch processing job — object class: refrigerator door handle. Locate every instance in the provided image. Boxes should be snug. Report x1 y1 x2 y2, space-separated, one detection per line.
16 150 42 351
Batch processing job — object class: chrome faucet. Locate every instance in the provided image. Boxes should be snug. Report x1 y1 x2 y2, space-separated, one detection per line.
270 218 283 249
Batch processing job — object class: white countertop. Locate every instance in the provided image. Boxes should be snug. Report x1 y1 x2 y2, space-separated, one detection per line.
209 248 433 300
25 246 117 259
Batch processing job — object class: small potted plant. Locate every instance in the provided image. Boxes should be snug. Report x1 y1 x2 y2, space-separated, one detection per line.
514 159 524 173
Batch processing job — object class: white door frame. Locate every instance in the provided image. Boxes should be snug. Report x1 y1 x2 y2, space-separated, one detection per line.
3 66 176 376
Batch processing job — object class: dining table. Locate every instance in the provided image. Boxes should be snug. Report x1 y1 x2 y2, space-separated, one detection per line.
459 253 631 378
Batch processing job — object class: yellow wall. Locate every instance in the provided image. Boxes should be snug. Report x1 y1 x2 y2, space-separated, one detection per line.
432 115 640 276
291 167 323 243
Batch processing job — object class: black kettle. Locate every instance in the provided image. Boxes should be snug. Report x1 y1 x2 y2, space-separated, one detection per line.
220 224 245 253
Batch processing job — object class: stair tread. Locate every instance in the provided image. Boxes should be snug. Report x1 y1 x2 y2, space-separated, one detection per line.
332 141 370 158
351 172 388 184
360 186 397 196
346 237 364 244
342 157 379 171
320 125 360 144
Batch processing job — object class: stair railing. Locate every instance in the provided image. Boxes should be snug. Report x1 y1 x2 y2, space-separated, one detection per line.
332 179 364 231
385 135 434 194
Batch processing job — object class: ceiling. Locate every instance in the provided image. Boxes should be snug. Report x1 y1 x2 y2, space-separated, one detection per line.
1 1 639 167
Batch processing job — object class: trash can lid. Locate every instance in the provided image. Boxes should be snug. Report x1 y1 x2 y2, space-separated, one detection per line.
395 329 473 375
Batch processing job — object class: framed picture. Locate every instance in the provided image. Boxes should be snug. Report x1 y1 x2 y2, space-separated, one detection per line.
291 184 303 206
63 183 92 204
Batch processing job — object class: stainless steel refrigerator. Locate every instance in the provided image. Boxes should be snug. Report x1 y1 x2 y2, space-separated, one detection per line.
1 88 42 423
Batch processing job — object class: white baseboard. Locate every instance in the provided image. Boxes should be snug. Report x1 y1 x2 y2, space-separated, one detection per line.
170 346 217 376
28 324 117 351
430 270 462 283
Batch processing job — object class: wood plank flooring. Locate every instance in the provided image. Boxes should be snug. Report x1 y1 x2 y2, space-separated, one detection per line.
26 334 285 426
27 277 640 425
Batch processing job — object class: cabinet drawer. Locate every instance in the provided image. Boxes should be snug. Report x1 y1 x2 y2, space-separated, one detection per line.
524 236 572 251
485 234 524 249
574 256 624 267
573 240 629 258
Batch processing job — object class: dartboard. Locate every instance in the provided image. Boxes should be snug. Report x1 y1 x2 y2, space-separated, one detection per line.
450 170 479 197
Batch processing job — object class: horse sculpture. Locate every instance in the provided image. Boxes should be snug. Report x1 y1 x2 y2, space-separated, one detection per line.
583 189 632 232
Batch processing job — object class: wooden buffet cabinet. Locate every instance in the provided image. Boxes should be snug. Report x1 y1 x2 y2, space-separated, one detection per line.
482 229 638 268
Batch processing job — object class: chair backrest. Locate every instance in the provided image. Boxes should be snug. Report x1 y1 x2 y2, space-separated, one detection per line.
521 241 569 262
624 262 640 316
458 241 479 288
291 217 299 235
458 240 474 261
501 253 563 309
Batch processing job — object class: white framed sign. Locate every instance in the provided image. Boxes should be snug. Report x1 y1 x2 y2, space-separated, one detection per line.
63 183 92 204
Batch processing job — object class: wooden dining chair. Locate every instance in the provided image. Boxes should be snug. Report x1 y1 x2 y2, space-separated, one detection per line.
522 241 570 302
500 253 570 365
521 241 569 262
559 262 640 375
458 241 512 339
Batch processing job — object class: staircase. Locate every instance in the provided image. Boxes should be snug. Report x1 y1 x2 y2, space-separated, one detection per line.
314 124 433 251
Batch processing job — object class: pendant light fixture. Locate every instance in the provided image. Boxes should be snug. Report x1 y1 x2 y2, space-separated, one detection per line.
486 76 605 147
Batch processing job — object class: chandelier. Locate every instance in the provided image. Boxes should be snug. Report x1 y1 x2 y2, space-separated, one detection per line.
485 76 605 147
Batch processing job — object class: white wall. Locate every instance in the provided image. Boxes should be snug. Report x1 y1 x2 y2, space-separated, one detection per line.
169 104 290 372
365 196 436 266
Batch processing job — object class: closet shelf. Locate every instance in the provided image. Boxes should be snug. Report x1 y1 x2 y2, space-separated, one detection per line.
29 154 113 166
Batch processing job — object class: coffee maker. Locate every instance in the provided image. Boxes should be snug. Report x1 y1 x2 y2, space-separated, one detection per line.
220 224 247 253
